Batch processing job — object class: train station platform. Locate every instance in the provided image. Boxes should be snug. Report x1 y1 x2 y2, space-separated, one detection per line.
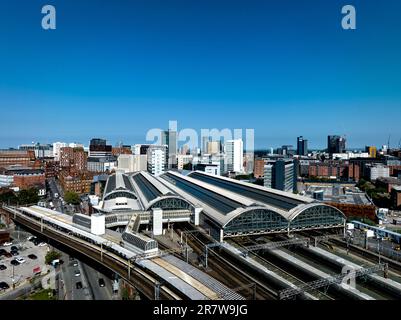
265 247 375 300
305 245 401 298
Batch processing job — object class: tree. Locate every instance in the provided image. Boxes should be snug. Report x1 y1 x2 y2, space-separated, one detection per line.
45 250 61 265
64 191 80 205
0 189 18 205
17 188 39 205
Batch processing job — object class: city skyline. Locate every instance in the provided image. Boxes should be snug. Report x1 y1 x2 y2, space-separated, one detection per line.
1 0 401 149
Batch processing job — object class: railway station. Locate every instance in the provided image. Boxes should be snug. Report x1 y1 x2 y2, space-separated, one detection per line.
159 171 347 241
93 171 201 233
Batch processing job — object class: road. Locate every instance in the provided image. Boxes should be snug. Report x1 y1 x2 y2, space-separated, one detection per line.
59 253 92 300
81 263 113 300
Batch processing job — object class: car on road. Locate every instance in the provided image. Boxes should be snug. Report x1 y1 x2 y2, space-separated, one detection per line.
28 254 38 260
10 260 20 266
75 281 82 289
0 282 10 290
98 278 105 287
2 242 12 246
0 264 7 270
74 270 81 277
16 257 26 264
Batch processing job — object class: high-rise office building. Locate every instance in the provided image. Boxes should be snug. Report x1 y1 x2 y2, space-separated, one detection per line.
327 135 346 154
224 139 243 173
53 142 67 161
297 136 308 156
207 141 220 155
147 145 167 176
89 138 112 158
161 130 177 169
202 136 210 155
365 146 377 158
263 159 296 192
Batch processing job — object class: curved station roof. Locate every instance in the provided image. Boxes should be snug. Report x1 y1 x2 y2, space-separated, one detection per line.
159 171 346 238
99 170 345 239
100 171 194 213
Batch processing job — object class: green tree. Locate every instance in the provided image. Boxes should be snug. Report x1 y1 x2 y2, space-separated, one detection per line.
45 250 61 265
0 189 18 205
17 188 39 205
64 191 80 205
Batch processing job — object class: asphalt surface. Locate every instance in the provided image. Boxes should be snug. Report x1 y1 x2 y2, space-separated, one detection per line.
59 253 92 300
59 252 115 300
81 263 113 300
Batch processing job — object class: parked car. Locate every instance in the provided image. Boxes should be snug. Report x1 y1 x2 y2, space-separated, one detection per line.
74 270 81 277
11 251 19 256
10 260 20 266
16 257 25 264
28 236 37 242
98 278 105 287
0 249 7 256
0 265 7 270
4 252 12 258
73 262 78 267
0 282 10 290
10 246 18 252
75 282 82 289
38 242 47 247
2 242 12 247
28 254 38 260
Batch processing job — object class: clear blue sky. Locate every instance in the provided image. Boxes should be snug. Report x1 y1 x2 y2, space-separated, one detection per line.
1 0 401 150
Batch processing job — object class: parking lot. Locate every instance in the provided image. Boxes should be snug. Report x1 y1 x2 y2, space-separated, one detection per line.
0 236 50 294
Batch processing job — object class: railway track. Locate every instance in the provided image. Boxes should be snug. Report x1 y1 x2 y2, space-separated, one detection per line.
176 224 280 300
3 208 182 300
228 236 335 300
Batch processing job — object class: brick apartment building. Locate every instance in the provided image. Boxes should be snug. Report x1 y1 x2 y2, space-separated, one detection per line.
59 171 95 195
253 159 265 178
60 147 87 172
308 161 348 179
0 150 36 167
0 166 45 190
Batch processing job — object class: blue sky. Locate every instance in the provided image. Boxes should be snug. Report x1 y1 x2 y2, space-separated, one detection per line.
0 0 400 150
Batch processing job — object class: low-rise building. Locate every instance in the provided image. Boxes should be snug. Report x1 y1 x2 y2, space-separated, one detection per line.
0 166 45 190
117 154 147 173
87 156 117 173
177 154 193 170
366 164 390 182
59 171 95 195
391 186 401 209
376 177 401 193
0 150 36 167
